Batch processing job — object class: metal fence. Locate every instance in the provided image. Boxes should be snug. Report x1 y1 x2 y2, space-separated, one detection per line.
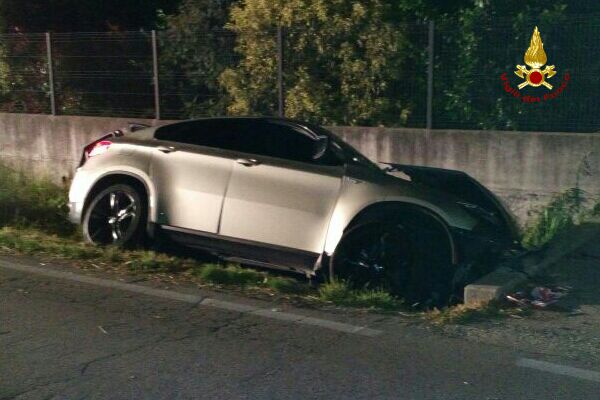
0 19 597 132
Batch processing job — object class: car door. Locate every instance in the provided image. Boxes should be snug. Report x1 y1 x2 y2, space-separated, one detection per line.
218 121 345 254
150 121 234 233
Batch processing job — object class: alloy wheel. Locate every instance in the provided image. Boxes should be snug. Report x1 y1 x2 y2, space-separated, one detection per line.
332 224 414 294
86 190 138 245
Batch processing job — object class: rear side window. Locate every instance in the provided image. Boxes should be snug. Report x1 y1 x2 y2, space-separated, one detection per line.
154 120 259 154
154 119 326 164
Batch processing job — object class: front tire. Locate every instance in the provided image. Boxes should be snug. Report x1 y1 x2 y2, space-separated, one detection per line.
330 218 455 306
82 184 146 247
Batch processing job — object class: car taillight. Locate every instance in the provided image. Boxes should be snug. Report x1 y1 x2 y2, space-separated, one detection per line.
87 140 112 157
79 134 114 167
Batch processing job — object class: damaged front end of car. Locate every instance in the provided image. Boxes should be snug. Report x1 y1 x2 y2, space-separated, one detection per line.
382 163 522 295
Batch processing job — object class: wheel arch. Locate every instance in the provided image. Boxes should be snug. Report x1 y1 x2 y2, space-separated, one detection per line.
326 201 459 266
82 171 156 238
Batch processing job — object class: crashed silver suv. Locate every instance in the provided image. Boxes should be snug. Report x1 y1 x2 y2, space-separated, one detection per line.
69 118 518 302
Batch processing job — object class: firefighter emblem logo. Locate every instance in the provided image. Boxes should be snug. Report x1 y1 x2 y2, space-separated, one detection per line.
514 26 556 89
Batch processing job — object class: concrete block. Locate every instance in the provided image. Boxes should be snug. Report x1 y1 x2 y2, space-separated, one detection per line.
464 267 528 307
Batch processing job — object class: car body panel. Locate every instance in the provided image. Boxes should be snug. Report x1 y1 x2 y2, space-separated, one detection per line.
219 154 344 254
68 142 156 224
149 140 234 233
321 165 478 255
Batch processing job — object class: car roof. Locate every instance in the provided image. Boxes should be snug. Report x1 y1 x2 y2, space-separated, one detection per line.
160 117 332 141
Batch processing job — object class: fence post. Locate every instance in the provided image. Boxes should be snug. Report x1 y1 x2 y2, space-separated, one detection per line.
45 32 56 116
151 30 161 120
277 26 285 118
426 20 434 132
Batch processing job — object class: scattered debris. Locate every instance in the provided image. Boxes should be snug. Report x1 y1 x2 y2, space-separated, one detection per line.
506 285 569 308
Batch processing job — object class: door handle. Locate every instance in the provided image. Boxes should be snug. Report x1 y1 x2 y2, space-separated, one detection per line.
236 158 261 167
157 145 176 154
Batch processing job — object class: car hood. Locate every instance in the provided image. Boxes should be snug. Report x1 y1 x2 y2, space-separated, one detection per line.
380 163 520 243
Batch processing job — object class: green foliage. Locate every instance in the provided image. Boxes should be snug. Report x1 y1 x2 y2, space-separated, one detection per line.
522 187 588 249
264 276 308 294
127 251 187 273
318 279 403 310
0 46 11 95
220 0 424 126
0 164 73 235
195 263 265 286
0 0 178 32
159 0 236 118
218 0 596 131
0 226 103 258
434 1 600 132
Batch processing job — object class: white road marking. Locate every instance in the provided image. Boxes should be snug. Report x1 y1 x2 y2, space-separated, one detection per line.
0 259 382 337
516 358 600 383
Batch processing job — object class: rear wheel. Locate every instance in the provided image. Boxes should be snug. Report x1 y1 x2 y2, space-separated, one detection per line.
330 218 455 307
82 184 146 247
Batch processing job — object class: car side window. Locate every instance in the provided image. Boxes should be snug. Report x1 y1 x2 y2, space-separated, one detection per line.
250 123 319 163
154 120 341 165
154 120 258 153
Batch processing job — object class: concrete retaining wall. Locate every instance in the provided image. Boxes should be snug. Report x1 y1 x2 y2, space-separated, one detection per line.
1 113 598 224
0 113 168 183
330 126 600 223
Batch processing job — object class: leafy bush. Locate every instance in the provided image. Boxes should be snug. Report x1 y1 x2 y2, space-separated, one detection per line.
522 187 588 249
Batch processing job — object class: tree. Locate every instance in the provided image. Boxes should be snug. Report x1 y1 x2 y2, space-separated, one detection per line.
0 0 179 33
158 0 236 118
433 0 599 132
0 0 181 116
220 0 432 126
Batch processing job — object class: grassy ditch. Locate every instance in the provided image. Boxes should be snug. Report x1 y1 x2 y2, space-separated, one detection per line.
0 165 403 311
0 225 404 310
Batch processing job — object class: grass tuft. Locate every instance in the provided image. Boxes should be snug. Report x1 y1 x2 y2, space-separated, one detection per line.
126 251 184 273
318 280 403 310
264 276 309 294
194 263 265 286
0 164 74 236
522 187 588 249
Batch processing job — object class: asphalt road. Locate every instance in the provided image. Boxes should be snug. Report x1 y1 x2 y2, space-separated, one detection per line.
1 257 599 399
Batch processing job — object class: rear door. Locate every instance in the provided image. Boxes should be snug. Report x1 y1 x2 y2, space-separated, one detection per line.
150 121 235 233
218 121 344 254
